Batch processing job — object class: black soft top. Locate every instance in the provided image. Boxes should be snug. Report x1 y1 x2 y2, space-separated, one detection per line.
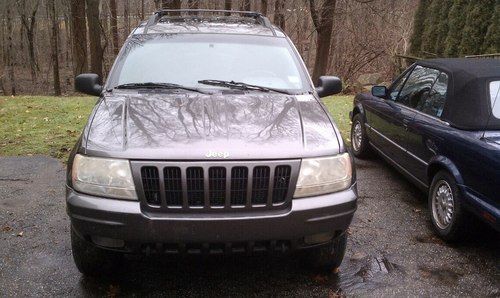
417 58 500 130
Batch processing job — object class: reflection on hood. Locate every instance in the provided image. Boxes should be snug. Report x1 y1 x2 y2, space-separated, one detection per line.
83 91 340 160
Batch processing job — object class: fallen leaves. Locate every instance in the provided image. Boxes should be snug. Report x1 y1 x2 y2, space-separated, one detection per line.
1 226 13 232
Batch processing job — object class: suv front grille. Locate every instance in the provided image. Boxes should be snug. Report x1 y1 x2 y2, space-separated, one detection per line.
135 161 299 212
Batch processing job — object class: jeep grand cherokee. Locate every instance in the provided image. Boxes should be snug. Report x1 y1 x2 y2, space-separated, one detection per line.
67 9 357 276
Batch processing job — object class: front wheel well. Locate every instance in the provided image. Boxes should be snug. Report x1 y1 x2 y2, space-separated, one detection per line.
427 163 448 186
352 106 361 117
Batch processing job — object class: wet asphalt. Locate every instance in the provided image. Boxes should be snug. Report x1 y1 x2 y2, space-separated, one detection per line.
0 156 498 297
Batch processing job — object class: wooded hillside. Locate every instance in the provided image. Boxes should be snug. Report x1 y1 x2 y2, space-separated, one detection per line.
0 0 497 96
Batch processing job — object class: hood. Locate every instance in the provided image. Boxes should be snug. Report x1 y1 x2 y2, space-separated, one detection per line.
82 90 341 160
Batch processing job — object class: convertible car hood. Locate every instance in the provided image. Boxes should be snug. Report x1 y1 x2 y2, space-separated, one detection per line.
82 90 341 160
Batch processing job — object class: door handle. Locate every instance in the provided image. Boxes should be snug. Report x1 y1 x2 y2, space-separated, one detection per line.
402 118 411 130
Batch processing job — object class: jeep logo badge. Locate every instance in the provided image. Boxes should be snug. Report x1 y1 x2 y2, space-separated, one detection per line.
205 150 230 159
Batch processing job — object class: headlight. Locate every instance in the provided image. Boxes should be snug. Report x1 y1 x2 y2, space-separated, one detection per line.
294 153 352 198
72 154 137 200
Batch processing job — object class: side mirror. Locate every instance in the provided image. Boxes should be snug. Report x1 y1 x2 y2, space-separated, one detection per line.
75 73 103 96
371 85 388 98
315 76 342 98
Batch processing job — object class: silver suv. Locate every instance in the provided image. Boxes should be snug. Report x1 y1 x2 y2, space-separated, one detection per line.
67 9 357 276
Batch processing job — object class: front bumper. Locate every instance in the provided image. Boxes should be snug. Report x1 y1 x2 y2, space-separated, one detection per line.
66 184 357 253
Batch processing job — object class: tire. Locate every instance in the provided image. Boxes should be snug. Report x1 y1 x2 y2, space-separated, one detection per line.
71 228 123 276
350 113 371 158
302 233 347 272
428 171 472 242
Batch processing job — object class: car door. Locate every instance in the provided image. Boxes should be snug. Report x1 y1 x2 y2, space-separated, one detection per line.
365 67 413 163
406 71 449 184
394 65 441 170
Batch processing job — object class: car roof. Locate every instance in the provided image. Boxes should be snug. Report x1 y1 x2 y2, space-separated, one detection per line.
416 58 500 130
132 9 286 37
418 58 500 79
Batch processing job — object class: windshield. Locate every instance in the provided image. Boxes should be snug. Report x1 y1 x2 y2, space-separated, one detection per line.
107 34 309 92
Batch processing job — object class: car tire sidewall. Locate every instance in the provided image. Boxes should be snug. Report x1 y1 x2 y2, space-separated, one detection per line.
428 171 466 241
350 114 369 158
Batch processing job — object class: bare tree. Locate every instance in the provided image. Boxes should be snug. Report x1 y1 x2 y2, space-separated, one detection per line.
70 0 88 76
161 0 181 9
309 0 336 83
188 0 199 9
224 0 232 11
16 0 40 83
48 0 61 95
124 0 130 33
110 0 119 55
6 2 16 95
86 0 104 78
261 0 268 15
274 0 285 30
141 0 145 19
241 0 251 11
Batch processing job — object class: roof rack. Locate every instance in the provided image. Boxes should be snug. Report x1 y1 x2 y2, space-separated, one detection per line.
143 9 276 36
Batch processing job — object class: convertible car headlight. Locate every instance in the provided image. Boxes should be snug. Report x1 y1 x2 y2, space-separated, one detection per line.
294 153 352 198
72 154 137 200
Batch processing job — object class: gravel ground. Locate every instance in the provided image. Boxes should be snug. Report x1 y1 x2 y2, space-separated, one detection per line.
0 156 498 297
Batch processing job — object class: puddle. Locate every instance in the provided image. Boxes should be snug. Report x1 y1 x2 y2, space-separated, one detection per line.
312 254 405 294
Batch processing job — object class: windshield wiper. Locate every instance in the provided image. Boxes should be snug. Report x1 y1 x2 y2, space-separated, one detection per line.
113 82 208 94
197 80 291 95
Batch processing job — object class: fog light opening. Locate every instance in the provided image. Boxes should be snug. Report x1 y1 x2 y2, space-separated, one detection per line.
91 235 125 248
304 232 334 245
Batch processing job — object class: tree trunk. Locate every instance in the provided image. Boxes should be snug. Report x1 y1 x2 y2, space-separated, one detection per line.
16 0 40 83
86 0 103 78
0 14 4 95
48 0 61 95
141 0 145 20
241 0 251 11
274 0 285 30
309 0 336 83
70 0 88 76
224 0 232 11
124 0 130 34
188 0 199 9
161 0 182 11
6 3 16 96
261 0 268 15
110 0 119 56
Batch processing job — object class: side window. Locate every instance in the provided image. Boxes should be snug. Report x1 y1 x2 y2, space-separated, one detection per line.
490 81 500 119
389 69 411 101
396 65 440 109
416 72 448 117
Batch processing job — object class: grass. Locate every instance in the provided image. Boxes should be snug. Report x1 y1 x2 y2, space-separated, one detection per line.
0 95 353 160
0 96 96 160
322 95 353 143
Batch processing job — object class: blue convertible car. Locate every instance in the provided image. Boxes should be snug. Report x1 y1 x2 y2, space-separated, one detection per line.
350 58 499 241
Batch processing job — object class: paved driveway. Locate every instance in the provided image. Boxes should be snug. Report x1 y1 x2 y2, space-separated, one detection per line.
0 156 498 296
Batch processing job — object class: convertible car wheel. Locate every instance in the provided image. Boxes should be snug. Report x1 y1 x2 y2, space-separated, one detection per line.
429 171 471 242
350 114 371 158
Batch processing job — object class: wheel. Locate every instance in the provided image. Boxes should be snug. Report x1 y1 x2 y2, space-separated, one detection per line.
302 233 347 272
350 113 371 158
71 228 123 276
428 171 471 242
